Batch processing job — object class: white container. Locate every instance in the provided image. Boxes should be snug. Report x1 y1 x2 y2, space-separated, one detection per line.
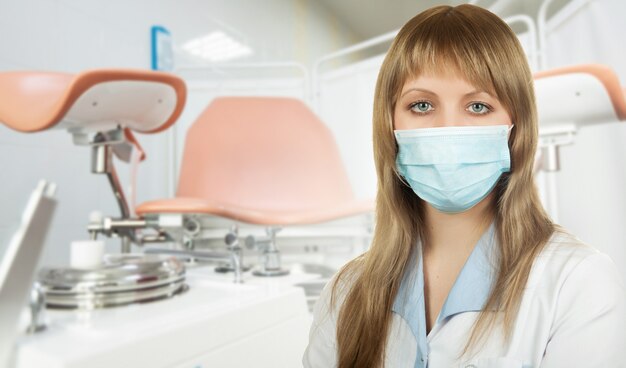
70 240 105 269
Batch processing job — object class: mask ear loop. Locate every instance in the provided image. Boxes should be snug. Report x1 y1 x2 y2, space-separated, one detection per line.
507 124 515 139
392 134 413 189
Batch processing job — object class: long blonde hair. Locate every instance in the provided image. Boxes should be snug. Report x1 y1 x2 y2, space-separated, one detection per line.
331 4 556 367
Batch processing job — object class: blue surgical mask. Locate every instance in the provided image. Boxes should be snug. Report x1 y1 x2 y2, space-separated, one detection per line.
394 124 513 213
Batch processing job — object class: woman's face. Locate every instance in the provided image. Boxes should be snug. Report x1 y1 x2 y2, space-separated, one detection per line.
393 71 512 130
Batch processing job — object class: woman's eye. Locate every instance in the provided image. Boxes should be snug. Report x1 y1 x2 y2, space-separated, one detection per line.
410 101 433 114
468 102 491 114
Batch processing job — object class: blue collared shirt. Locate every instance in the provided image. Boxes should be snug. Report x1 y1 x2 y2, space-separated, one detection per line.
391 221 497 368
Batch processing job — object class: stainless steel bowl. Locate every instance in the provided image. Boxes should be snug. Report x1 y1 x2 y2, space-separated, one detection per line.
291 262 337 312
38 253 187 309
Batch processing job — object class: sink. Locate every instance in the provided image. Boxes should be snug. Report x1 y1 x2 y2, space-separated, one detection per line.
289 263 337 312
289 262 336 278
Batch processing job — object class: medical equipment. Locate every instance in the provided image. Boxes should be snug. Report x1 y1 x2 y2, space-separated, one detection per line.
0 69 318 367
533 64 626 221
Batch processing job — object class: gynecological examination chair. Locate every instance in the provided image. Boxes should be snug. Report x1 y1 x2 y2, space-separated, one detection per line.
532 64 626 221
135 96 375 276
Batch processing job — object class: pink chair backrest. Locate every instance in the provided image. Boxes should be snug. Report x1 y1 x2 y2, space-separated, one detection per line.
177 97 356 211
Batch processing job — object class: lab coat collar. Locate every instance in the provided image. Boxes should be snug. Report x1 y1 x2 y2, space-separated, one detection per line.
391 221 497 340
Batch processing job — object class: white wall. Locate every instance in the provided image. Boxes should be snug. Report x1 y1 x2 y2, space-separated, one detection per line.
0 0 359 266
317 54 384 200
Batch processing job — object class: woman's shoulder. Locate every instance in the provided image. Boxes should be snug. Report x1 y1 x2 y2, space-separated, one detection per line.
537 227 607 268
527 227 626 363
539 227 597 258
530 226 625 294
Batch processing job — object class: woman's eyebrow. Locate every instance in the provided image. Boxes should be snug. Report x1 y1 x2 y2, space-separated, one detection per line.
464 90 494 98
400 88 494 99
400 88 437 98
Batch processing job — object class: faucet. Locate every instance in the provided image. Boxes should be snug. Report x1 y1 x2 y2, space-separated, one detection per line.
245 226 289 277
144 248 244 283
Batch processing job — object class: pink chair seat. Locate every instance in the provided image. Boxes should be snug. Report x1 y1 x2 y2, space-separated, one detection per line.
137 96 374 226
136 197 374 225
534 64 626 120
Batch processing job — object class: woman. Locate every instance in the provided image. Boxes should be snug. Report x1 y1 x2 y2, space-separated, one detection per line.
303 4 625 368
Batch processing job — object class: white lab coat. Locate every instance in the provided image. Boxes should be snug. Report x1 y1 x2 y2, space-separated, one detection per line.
303 229 626 367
